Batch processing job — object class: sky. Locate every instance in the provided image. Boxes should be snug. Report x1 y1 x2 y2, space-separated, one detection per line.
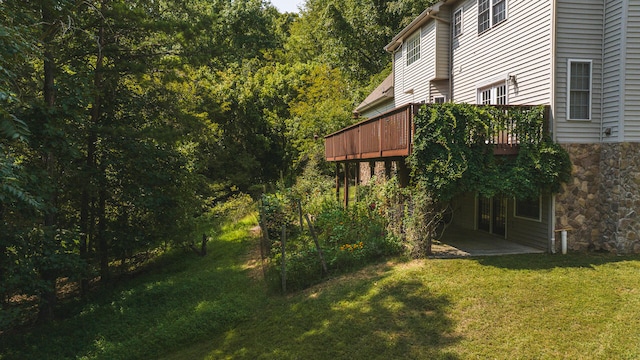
270 0 303 13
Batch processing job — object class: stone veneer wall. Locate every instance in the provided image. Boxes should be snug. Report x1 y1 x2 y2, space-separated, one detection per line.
556 143 640 254
358 161 397 185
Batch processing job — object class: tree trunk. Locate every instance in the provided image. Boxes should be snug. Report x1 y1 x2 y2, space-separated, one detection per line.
97 186 109 283
0 202 6 306
80 11 105 296
37 1 58 323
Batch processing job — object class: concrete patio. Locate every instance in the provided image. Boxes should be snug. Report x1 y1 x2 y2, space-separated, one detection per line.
430 227 547 258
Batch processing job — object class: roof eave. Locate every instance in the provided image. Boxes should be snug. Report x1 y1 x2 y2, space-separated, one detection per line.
384 1 445 53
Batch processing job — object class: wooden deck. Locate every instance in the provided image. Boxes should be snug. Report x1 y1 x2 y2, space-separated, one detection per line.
324 104 550 162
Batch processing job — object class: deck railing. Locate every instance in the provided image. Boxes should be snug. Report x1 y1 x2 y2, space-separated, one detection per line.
325 104 550 161
324 103 420 162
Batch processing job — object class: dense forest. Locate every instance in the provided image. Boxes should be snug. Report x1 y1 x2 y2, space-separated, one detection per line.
0 0 437 328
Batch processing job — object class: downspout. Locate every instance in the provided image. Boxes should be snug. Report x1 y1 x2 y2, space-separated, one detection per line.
449 12 453 102
549 0 558 253
618 0 628 143
600 1 607 142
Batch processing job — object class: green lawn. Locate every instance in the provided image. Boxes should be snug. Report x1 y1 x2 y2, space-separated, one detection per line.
3 216 640 359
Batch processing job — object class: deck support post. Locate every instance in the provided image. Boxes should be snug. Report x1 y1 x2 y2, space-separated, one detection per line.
343 162 349 208
355 162 360 201
397 159 410 188
384 160 392 180
335 162 340 202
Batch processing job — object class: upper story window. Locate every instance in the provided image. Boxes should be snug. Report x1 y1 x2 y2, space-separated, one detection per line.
453 9 463 37
478 0 507 34
479 83 507 105
568 59 592 120
406 32 421 66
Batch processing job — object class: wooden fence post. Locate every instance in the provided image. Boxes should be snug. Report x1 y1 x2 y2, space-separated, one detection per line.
304 214 328 276
258 219 269 279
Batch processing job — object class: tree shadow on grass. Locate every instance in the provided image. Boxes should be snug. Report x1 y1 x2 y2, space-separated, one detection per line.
475 252 639 271
210 264 461 360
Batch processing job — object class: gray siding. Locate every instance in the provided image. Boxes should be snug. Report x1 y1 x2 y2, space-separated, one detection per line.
554 0 603 143
451 0 553 105
602 0 623 140
450 192 549 249
624 1 640 141
434 12 451 80
394 21 437 105
430 80 450 102
506 195 550 250
451 192 476 230
358 99 396 120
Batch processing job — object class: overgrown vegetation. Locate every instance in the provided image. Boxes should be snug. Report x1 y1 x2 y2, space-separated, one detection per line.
403 103 573 253
259 160 404 291
1 0 437 329
4 205 640 360
409 103 572 200
0 196 261 360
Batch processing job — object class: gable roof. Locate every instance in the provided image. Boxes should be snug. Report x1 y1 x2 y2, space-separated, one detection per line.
354 73 394 114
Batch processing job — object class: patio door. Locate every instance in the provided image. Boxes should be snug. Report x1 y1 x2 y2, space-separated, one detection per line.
477 195 506 237
492 196 506 237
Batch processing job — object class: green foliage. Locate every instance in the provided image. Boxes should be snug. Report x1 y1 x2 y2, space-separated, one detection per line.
409 103 572 201
288 0 438 82
0 212 264 360
263 170 404 291
0 0 441 331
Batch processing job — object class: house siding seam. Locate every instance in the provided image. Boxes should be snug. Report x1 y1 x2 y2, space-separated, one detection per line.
602 0 623 141
435 11 451 80
624 0 640 141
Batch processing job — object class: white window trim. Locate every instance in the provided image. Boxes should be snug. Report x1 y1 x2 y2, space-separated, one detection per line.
477 81 508 105
406 31 421 66
478 0 508 34
433 96 446 103
453 8 463 38
567 58 593 121
514 196 542 222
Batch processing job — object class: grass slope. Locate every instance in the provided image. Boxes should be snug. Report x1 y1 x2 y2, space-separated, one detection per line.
168 254 640 360
0 216 267 360
3 215 640 359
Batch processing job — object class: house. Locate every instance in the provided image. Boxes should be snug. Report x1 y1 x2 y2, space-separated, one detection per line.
324 0 640 253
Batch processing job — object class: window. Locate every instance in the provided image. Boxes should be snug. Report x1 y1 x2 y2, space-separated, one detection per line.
406 32 421 66
514 196 541 221
568 60 592 120
433 96 446 104
453 9 463 37
478 83 507 105
478 0 507 33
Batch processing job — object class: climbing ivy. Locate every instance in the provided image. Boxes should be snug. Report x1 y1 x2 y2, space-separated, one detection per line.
408 103 572 202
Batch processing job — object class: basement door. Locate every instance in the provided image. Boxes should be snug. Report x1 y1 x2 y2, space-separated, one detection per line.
477 195 506 237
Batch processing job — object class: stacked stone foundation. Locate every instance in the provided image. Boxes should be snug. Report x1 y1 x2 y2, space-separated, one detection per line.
556 143 640 254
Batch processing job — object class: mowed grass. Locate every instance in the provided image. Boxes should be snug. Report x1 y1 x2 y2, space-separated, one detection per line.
167 253 640 360
3 215 640 359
